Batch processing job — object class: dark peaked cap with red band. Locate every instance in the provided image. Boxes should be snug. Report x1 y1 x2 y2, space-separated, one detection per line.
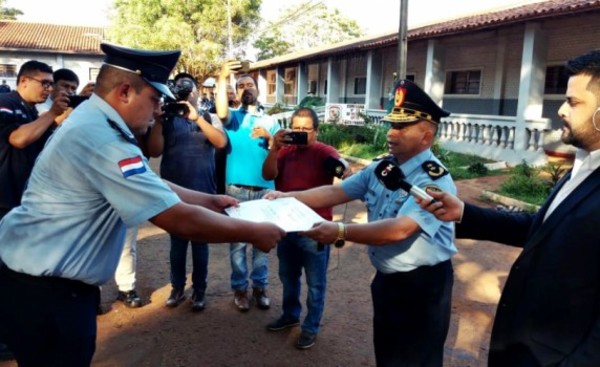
382 79 450 125
101 42 181 99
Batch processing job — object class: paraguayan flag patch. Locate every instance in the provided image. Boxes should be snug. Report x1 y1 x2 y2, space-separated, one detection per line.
118 155 146 178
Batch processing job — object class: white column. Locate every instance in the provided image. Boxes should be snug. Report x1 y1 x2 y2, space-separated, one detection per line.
424 39 446 106
366 50 383 109
492 36 507 114
515 22 547 151
275 66 285 105
326 57 340 104
297 62 307 105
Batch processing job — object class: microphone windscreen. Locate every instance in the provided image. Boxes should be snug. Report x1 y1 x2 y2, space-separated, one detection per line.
375 160 404 190
323 156 345 178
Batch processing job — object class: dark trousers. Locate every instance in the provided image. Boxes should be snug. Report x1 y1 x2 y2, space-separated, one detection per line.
0 266 99 367
371 260 453 367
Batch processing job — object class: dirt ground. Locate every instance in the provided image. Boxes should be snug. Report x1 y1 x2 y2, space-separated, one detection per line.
0 170 519 367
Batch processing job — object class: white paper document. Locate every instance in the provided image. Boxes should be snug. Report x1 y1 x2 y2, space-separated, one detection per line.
224 197 325 232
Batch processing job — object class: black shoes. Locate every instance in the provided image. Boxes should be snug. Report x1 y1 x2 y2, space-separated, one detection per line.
252 288 270 310
266 316 300 331
191 291 206 312
165 287 185 307
116 290 142 308
296 331 317 349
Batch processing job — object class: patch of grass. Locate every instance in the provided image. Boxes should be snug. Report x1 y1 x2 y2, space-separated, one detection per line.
495 162 552 206
319 125 500 179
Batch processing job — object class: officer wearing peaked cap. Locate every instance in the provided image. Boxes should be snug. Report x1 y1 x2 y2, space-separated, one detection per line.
383 78 450 126
263 78 457 366
100 42 180 99
0 43 284 366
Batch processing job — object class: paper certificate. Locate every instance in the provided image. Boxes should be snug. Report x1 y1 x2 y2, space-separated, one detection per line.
224 197 325 232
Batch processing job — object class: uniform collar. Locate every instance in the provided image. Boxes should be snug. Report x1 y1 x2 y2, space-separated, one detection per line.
88 93 136 141
398 149 435 177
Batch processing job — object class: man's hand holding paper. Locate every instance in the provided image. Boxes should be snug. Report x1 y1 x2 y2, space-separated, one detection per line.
224 197 324 232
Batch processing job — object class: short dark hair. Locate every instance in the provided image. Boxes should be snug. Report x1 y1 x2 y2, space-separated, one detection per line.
174 72 198 87
17 60 53 83
291 107 319 130
53 68 79 85
566 50 600 96
236 74 258 92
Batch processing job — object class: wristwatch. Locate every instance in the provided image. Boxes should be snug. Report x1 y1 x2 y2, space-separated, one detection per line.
334 222 346 248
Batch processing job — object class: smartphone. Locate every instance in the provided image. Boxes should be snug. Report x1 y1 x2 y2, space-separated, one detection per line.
286 131 308 145
67 95 89 108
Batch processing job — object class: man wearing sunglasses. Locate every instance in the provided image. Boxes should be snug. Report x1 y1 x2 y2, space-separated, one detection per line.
265 79 457 366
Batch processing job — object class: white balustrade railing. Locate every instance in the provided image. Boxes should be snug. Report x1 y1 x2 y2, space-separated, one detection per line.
267 106 552 165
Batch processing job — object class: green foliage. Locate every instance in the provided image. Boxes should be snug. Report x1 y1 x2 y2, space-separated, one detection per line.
0 0 23 19
467 162 489 175
266 103 285 115
511 160 536 177
253 2 363 60
540 161 568 186
497 162 551 205
431 140 451 165
319 124 387 158
253 31 292 60
108 0 262 79
298 96 325 108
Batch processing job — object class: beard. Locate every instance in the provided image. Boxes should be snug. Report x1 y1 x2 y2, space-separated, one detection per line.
561 124 588 149
241 90 257 106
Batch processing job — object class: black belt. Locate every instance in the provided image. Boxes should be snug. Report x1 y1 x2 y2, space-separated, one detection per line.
231 184 266 192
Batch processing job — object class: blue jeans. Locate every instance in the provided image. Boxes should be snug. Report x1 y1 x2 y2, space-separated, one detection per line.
278 233 330 335
169 234 208 294
226 185 270 291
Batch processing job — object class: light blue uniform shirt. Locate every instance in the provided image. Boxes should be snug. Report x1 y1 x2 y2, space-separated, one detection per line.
0 94 180 285
341 149 457 273
224 108 280 189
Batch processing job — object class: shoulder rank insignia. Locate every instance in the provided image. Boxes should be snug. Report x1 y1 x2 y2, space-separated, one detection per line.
421 160 448 180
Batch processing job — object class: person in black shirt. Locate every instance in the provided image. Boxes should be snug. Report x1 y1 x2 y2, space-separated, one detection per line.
0 60 69 219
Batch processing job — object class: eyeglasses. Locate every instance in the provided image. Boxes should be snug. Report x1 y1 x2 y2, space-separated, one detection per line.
291 127 315 132
28 77 53 89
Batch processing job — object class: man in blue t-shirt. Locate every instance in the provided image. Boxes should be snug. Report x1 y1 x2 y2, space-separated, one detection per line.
216 61 280 312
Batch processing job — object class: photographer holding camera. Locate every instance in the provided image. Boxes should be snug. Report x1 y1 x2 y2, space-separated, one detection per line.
36 67 77 124
147 72 227 311
262 107 351 349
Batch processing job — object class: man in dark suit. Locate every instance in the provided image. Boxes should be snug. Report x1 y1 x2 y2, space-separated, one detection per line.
419 49 600 366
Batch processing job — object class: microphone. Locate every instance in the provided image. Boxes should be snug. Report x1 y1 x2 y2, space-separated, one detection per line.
323 156 345 178
374 160 435 202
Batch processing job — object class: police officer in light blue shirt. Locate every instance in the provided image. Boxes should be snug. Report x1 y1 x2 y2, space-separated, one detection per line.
0 43 284 367
265 79 456 367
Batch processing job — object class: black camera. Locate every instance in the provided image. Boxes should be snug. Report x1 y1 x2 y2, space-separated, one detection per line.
67 95 89 108
285 131 308 145
162 79 195 118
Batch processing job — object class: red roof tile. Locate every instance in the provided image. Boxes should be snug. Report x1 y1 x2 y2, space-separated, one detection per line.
253 0 600 69
0 21 105 54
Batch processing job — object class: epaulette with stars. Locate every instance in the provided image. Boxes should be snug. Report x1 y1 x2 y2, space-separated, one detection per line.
422 160 449 180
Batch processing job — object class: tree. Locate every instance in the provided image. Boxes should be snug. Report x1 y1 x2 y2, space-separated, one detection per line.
252 1 363 61
0 0 23 20
108 0 262 80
